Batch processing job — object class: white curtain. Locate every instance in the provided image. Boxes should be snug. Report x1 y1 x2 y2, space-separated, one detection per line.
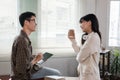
0 0 18 56
36 0 81 55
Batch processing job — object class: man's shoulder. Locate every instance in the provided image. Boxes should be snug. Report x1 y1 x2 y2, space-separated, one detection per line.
15 34 25 41
13 35 27 46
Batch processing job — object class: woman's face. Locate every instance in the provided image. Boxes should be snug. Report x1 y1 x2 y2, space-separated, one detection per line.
80 20 92 33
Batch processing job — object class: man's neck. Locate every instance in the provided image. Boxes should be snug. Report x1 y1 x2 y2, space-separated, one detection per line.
22 28 31 36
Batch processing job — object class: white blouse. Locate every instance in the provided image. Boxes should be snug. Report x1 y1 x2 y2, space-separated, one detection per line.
71 32 101 80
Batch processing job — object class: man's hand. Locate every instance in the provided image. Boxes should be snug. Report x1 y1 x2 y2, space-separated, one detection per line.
31 53 43 65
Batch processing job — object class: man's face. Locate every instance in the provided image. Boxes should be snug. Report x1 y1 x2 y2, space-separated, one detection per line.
26 16 37 32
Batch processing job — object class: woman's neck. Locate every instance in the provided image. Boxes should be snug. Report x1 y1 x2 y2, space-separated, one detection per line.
87 29 92 34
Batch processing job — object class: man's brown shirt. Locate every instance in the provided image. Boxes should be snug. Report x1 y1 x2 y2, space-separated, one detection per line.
11 30 36 80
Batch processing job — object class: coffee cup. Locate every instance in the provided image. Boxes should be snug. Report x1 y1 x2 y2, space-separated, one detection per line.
68 29 75 39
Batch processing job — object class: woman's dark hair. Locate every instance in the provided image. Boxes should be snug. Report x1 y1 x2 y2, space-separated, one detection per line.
19 11 36 27
79 14 102 44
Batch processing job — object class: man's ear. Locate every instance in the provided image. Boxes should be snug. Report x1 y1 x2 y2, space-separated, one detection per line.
24 20 28 24
24 20 29 25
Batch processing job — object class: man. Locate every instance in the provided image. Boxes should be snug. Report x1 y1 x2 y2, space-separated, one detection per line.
11 12 61 80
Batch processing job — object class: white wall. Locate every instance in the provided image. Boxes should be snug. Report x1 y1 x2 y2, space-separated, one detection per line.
79 0 96 17
96 0 109 48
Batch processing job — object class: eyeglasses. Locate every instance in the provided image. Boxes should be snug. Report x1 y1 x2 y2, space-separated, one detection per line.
26 18 37 23
26 18 37 24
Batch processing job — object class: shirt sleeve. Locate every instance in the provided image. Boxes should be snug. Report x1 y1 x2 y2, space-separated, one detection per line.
15 39 32 79
77 34 100 63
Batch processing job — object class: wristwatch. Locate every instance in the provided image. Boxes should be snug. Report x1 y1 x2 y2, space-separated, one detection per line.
33 64 41 71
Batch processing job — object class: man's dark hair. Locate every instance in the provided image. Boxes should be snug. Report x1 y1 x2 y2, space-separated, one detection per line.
19 11 36 27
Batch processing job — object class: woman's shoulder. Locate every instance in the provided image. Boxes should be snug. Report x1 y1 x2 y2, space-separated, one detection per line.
88 32 100 41
90 32 99 37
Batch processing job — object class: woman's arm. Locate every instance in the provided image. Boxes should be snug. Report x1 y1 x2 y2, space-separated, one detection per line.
68 30 80 53
77 33 100 63
71 39 80 53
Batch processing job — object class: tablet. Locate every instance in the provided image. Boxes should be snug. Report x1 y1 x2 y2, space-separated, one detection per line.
37 52 53 64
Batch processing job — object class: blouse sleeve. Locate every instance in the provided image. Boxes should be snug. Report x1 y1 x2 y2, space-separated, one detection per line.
71 39 80 53
77 33 100 63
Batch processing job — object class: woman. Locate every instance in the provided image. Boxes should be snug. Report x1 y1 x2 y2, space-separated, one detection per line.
68 14 101 80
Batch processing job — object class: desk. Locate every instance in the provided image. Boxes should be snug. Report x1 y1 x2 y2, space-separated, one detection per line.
99 50 110 79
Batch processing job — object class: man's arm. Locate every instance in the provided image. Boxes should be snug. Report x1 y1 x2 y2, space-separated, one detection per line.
15 40 31 79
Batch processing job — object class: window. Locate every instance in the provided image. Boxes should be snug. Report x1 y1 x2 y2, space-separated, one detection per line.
0 0 80 57
36 0 80 55
109 0 120 47
0 0 18 55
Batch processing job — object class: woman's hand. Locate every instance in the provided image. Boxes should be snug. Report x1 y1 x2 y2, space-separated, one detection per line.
31 53 43 65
